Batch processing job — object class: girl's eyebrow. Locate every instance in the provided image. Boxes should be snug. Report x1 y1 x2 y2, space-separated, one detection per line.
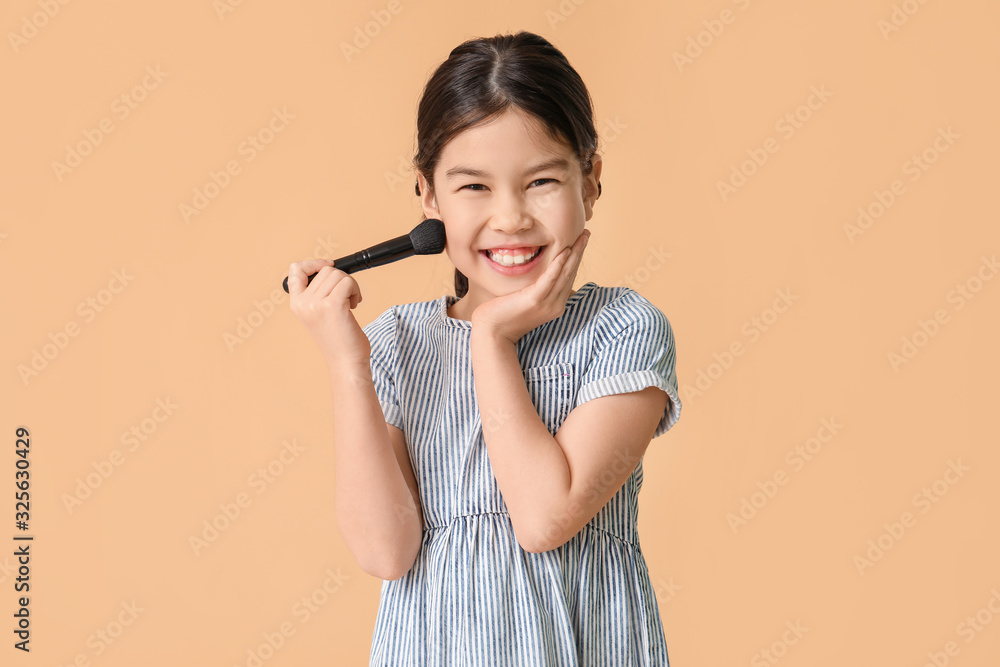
444 157 571 180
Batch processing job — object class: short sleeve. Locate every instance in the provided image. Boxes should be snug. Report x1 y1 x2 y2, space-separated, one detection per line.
361 307 404 431
574 293 682 438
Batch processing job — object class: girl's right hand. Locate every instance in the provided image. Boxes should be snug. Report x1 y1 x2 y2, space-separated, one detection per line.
287 259 371 368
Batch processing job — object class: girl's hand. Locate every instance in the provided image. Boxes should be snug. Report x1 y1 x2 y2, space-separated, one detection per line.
471 229 591 344
287 259 371 368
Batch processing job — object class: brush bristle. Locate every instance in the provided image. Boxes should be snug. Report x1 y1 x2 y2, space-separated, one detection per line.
409 218 447 255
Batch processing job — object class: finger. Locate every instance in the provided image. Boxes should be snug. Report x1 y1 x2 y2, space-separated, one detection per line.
571 231 590 269
306 264 345 297
533 245 572 301
287 262 312 297
333 273 363 309
558 232 590 293
287 259 335 296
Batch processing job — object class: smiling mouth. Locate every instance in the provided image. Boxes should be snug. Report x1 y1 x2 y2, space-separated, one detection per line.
482 246 545 266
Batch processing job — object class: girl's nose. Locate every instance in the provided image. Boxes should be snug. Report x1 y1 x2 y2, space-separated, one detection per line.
489 192 533 233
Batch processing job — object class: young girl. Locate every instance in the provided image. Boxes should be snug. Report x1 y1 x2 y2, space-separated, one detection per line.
288 31 682 666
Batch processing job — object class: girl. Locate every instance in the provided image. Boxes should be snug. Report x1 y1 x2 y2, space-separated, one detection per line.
288 30 682 666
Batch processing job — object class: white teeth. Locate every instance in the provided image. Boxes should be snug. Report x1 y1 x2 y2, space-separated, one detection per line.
487 249 539 266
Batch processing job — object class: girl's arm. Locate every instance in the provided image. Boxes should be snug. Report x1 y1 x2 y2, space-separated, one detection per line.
329 359 424 580
471 331 667 553
287 259 423 580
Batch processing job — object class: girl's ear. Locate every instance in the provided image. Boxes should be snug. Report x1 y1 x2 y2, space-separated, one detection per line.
416 172 441 220
583 155 603 221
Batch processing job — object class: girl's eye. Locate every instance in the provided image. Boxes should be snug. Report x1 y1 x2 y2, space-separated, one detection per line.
459 179 556 191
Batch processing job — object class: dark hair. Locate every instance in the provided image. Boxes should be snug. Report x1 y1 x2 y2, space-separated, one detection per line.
412 31 599 298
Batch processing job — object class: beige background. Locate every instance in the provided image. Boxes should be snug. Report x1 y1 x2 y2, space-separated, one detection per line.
2 0 998 664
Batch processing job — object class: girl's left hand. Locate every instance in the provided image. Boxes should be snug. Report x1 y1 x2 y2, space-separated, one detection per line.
471 228 591 344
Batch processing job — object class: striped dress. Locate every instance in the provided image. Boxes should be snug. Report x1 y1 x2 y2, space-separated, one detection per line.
361 281 682 666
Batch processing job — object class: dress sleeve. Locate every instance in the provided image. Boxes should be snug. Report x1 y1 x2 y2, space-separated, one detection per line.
574 291 682 439
361 307 405 431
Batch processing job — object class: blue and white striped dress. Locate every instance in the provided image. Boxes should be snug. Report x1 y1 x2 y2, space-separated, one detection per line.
361 281 682 666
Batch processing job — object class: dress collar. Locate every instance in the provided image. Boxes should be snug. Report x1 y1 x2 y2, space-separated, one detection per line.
436 282 598 330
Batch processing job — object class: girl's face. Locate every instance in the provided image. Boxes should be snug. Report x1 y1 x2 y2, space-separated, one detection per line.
417 107 602 319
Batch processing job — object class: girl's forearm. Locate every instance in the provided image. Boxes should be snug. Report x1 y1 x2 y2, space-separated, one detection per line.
470 330 572 553
328 360 422 579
